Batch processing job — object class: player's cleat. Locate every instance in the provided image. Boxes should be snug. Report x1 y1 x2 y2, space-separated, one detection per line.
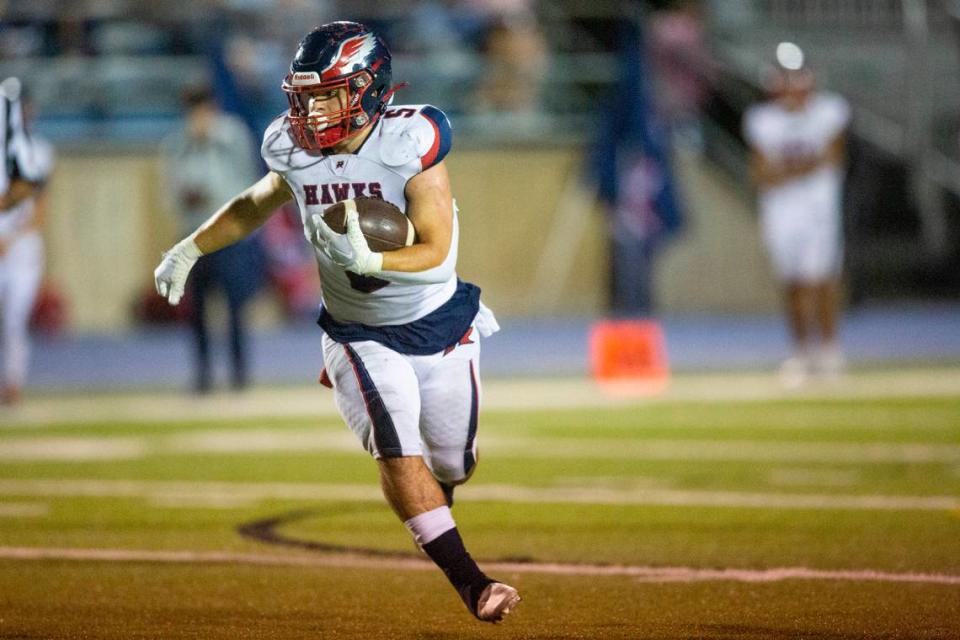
778 354 810 389
475 582 521 623
814 345 846 380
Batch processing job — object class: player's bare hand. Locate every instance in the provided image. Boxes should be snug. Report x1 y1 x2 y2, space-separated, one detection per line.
154 238 202 305
310 205 382 275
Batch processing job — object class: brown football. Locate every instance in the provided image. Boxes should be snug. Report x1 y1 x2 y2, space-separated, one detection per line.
321 196 415 252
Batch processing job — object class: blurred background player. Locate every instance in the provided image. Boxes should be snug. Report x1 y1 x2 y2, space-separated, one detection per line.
154 22 520 623
159 86 262 393
0 79 51 406
743 43 851 387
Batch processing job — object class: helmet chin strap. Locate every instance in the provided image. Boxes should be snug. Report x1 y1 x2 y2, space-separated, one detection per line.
377 83 409 111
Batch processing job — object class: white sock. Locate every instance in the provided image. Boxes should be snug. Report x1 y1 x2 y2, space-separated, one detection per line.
404 505 456 547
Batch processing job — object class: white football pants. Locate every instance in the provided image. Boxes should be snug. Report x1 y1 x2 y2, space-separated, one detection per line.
322 330 481 486
761 205 843 283
0 231 43 388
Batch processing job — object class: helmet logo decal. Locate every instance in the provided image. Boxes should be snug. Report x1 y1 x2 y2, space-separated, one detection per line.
323 33 377 77
291 71 321 86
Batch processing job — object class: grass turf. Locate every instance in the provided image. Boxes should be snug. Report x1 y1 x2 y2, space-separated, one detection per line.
0 388 958 637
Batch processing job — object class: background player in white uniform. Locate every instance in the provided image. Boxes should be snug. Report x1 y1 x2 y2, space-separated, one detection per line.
743 43 851 386
154 22 520 622
0 79 51 405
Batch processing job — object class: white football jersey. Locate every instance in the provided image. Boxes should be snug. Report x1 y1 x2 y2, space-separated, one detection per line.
0 134 54 239
743 92 850 221
262 104 471 343
0 95 44 201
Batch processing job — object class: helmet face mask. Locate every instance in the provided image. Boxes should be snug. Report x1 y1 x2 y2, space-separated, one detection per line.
283 70 376 149
282 22 393 150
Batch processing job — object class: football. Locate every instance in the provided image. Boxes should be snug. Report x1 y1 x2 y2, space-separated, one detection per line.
321 196 415 252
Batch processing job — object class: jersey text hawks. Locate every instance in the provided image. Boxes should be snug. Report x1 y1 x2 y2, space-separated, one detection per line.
303 182 383 205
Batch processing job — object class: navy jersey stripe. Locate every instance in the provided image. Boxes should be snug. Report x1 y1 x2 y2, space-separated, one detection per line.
419 105 452 170
319 280 480 355
343 344 404 457
463 360 479 475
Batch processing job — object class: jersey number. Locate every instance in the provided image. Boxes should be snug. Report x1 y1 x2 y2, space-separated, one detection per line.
385 108 416 119
346 271 390 293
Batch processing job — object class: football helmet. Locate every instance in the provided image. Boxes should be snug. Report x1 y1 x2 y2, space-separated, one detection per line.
763 41 814 98
282 21 396 150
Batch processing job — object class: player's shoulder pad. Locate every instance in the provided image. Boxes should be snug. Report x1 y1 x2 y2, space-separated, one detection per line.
260 113 298 173
378 104 452 170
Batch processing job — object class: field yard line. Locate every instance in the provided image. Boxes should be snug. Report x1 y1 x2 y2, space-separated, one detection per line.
0 503 48 517
0 478 956 511
1 546 958 586
3 428 959 464
0 437 148 460
3 368 959 428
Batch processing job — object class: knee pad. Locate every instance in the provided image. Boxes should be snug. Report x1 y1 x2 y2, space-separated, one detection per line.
425 448 470 486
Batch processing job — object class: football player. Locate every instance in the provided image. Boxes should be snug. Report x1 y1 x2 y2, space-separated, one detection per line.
743 43 851 386
155 22 520 622
0 79 51 405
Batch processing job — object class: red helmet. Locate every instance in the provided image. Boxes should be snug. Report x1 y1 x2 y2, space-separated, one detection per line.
282 22 396 150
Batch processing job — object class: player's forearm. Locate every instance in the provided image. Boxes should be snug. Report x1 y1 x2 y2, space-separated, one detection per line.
379 238 456 284
190 194 271 254
379 242 448 273
189 199 250 254
753 152 836 187
183 172 291 254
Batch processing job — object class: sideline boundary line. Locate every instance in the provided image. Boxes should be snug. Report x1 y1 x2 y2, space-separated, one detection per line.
1 546 958 586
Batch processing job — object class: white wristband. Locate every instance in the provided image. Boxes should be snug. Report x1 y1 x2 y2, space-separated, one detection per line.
179 237 204 260
364 252 383 274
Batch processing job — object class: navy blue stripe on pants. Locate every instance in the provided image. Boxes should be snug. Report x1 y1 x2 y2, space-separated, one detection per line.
344 344 403 457
463 360 479 475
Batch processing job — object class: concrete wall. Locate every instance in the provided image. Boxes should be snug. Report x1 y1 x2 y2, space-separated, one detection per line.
40 147 778 332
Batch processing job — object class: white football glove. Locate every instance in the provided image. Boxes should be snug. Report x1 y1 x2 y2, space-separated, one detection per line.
310 201 383 275
154 238 203 306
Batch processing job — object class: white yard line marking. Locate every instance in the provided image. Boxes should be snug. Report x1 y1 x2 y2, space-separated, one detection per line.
2 368 959 428
2 428 957 465
0 437 147 460
0 478 955 511
0 503 48 517
767 468 861 488
0 546 958 586
486 438 960 464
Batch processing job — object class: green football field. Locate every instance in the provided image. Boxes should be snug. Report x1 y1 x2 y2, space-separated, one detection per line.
1 369 958 638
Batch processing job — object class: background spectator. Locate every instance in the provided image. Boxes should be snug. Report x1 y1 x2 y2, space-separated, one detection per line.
159 85 263 393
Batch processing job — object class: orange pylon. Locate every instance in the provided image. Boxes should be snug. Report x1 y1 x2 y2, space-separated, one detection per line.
589 320 669 394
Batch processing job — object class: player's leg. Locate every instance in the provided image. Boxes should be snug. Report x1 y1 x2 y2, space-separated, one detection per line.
416 337 482 504
322 336 518 622
767 212 815 386
188 257 212 393
222 269 249 390
785 281 812 347
0 233 43 404
807 218 845 377
811 277 845 377
0 250 11 401
813 279 840 343
776 281 814 386
414 336 521 622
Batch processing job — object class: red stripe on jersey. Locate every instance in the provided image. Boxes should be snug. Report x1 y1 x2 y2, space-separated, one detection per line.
420 114 441 170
